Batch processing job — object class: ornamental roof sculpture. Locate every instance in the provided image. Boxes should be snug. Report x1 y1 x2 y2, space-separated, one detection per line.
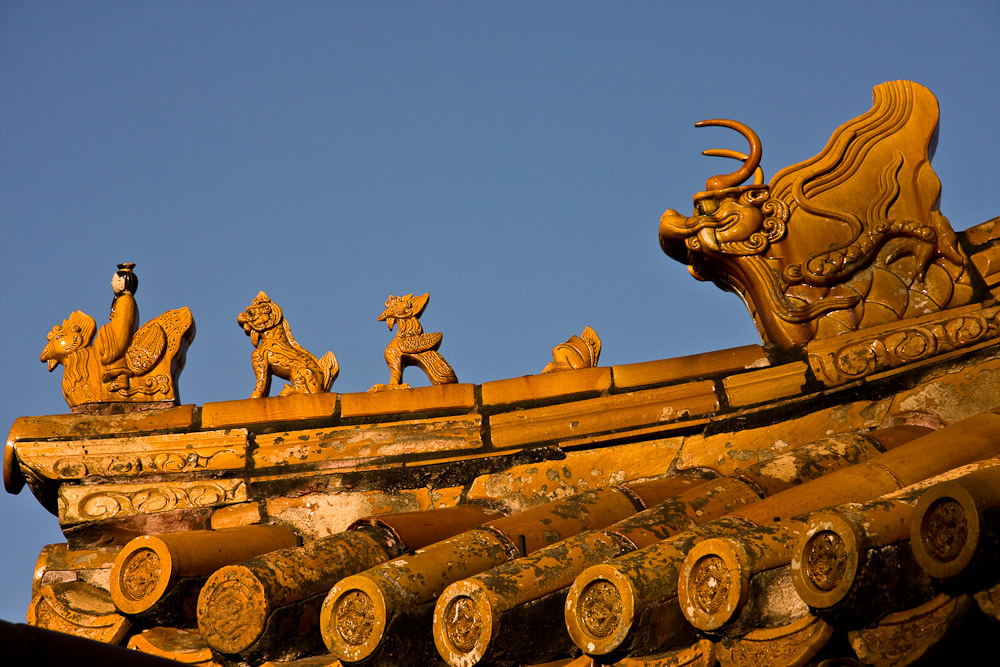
370 293 458 392
40 263 195 410
541 326 601 373
6 81 1000 666
659 80 975 348
238 291 339 398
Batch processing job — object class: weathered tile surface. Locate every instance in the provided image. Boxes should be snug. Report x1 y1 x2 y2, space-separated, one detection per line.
210 501 262 529
723 361 809 407
32 543 120 596
27 581 130 644
127 627 221 665
612 345 767 390
889 352 1000 426
481 366 611 406
266 486 465 540
340 383 476 417
962 215 1000 246
489 381 718 449
16 429 247 481
202 393 338 429
252 416 483 470
677 398 892 474
467 436 684 510
7 405 197 442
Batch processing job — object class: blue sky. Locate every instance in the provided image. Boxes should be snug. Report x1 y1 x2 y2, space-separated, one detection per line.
2 1 998 622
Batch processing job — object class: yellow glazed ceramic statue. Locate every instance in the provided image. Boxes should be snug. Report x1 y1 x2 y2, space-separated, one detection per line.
658 81 974 348
41 263 196 409
238 291 338 398
542 326 601 373
370 293 457 391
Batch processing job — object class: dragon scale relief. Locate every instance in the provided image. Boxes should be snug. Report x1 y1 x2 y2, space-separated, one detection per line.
659 81 977 348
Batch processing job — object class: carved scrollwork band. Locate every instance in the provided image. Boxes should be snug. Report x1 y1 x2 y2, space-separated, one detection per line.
59 479 247 523
807 303 1000 386
48 450 238 480
15 429 248 484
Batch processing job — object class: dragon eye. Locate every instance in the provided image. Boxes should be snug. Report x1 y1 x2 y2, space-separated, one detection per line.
696 199 718 216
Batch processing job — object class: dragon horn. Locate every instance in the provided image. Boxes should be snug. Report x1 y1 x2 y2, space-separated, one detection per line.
701 149 765 185
696 119 762 190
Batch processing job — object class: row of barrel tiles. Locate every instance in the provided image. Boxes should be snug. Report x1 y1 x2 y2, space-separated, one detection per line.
28 410 1000 666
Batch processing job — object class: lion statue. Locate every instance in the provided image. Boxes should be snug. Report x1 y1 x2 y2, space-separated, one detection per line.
238 291 338 398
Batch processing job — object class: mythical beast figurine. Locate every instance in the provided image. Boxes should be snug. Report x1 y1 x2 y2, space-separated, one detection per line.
238 291 338 398
41 263 195 409
658 80 975 348
542 326 602 373
370 293 457 391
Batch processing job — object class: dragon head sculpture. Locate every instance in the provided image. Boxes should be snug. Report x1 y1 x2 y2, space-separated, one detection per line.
659 120 787 281
238 291 284 347
658 81 974 348
378 293 429 330
41 311 98 372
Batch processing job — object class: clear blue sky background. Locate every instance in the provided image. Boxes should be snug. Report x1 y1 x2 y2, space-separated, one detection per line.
2 1 998 623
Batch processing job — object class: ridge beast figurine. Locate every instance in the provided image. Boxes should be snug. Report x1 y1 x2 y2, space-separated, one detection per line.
40 263 195 409
658 80 975 348
370 292 457 391
542 326 602 373
238 291 338 398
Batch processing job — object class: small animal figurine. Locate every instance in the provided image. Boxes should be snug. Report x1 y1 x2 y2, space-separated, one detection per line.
542 326 601 373
238 291 338 398
40 263 195 409
369 293 457 391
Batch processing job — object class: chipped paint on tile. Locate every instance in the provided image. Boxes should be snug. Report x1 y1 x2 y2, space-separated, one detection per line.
678 400 891 475
468 438 683 511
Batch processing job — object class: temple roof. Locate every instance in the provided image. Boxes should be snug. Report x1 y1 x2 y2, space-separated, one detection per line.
8 82 1000 666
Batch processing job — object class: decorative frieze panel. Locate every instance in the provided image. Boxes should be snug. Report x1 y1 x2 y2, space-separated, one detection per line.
15 429 248 482
59 478 247 524
807 303 1000 386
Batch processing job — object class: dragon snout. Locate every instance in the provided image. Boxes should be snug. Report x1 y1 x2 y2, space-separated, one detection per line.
237 310 261 336
377 311 398 330
659 209 709 240
40 347 58 371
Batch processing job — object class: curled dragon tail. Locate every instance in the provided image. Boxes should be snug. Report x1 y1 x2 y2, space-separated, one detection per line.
319 351 339 391
416 351 458 385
